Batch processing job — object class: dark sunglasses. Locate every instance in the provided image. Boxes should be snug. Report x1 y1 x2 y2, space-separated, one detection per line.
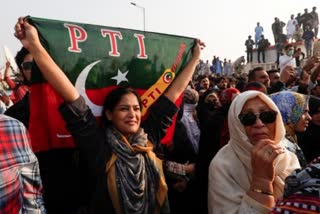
238 110 278 126
21 61 33 71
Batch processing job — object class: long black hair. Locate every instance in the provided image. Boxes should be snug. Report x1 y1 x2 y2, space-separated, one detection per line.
15 47 31 85
101 86 142 127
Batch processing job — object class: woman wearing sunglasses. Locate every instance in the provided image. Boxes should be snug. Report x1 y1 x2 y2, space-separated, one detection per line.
3 48 32 128
270 91 311 168
208 90 300 214
3 48 31 104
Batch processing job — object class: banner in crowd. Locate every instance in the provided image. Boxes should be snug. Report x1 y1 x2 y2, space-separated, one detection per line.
27 16 195 152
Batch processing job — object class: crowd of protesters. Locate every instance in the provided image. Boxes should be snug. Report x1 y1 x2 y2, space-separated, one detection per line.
245 6 319 65
0 7 319 214
188 52 320 213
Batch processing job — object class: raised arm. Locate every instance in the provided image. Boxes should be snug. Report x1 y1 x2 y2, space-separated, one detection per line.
14 17 79 103
163 39 205 102
3 61 16 90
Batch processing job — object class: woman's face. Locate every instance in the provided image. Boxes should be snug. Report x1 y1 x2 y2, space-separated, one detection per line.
241 97 276 145
21 53 33 81
105 93 141 136
205 92 221 109
295 105 311 132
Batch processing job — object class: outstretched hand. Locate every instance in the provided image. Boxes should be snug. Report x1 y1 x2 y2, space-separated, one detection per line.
14 17 41 50
13 16 80 103
5 61 10 69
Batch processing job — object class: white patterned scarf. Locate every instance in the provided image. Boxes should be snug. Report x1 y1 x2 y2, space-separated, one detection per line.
105 127 167 214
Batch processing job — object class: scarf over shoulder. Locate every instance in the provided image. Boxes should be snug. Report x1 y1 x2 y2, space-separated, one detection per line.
208 91 300 214
105 127 167 214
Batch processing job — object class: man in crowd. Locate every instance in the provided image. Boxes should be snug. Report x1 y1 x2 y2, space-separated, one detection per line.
248 67 270 88
268 65 297 94
272 17 286 43
311 6 319 38
254 22 264 47
293 24 304 42
296 13 303 28
244 35 254 63
275 33 288 65
301 8 314 32
294 47 305 67
267 69 281 87
286 14 297 42
279 44 297 72
196 75 211 91
214 76 228 92
303 25 315 58
257 35 270 63
223 59 234 76
0 114 45 213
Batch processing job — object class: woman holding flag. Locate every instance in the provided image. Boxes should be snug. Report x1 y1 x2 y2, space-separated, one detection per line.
14 17 204 213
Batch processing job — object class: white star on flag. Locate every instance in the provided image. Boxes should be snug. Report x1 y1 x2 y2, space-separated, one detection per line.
111 69 129 85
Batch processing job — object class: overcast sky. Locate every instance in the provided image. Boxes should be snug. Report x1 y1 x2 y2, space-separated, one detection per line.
0 0 318 65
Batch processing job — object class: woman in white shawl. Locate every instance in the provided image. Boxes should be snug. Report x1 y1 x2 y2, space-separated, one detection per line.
208 91 300 214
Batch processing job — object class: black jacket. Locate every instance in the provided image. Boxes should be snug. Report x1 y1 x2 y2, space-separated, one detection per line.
59 95 178 213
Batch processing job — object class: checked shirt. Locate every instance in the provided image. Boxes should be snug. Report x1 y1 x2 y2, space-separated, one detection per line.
0 115 45 213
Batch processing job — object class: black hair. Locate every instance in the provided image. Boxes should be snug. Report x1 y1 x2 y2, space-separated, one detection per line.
235 79 247 92
15 47 30 71
284 44 294 51
101 86 142 127
15 47 31 85
248 67 264 81
197 74 209 82
215 76 227 84
267 69 280 75
243 81 267 94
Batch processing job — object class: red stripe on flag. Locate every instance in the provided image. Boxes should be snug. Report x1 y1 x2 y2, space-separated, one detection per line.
29 84 75 152
29 84 179 152
171 43 186 72
160 93 183 145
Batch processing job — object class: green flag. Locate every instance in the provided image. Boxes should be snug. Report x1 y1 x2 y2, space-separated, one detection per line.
27 16 195 152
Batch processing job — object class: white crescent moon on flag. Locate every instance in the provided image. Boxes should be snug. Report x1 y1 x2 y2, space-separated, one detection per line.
75 60 103 116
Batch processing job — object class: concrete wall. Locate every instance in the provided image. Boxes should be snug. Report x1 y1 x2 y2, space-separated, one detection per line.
241 41 308 73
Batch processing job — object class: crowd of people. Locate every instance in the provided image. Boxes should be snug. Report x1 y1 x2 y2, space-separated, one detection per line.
245 6 319 64
0 9 320 214
191 52 320 213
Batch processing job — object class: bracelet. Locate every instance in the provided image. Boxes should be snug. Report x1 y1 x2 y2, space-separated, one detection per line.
251 188 273 196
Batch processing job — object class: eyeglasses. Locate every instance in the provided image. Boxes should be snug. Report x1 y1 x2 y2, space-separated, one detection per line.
21 61 33 71
238 110 278 126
